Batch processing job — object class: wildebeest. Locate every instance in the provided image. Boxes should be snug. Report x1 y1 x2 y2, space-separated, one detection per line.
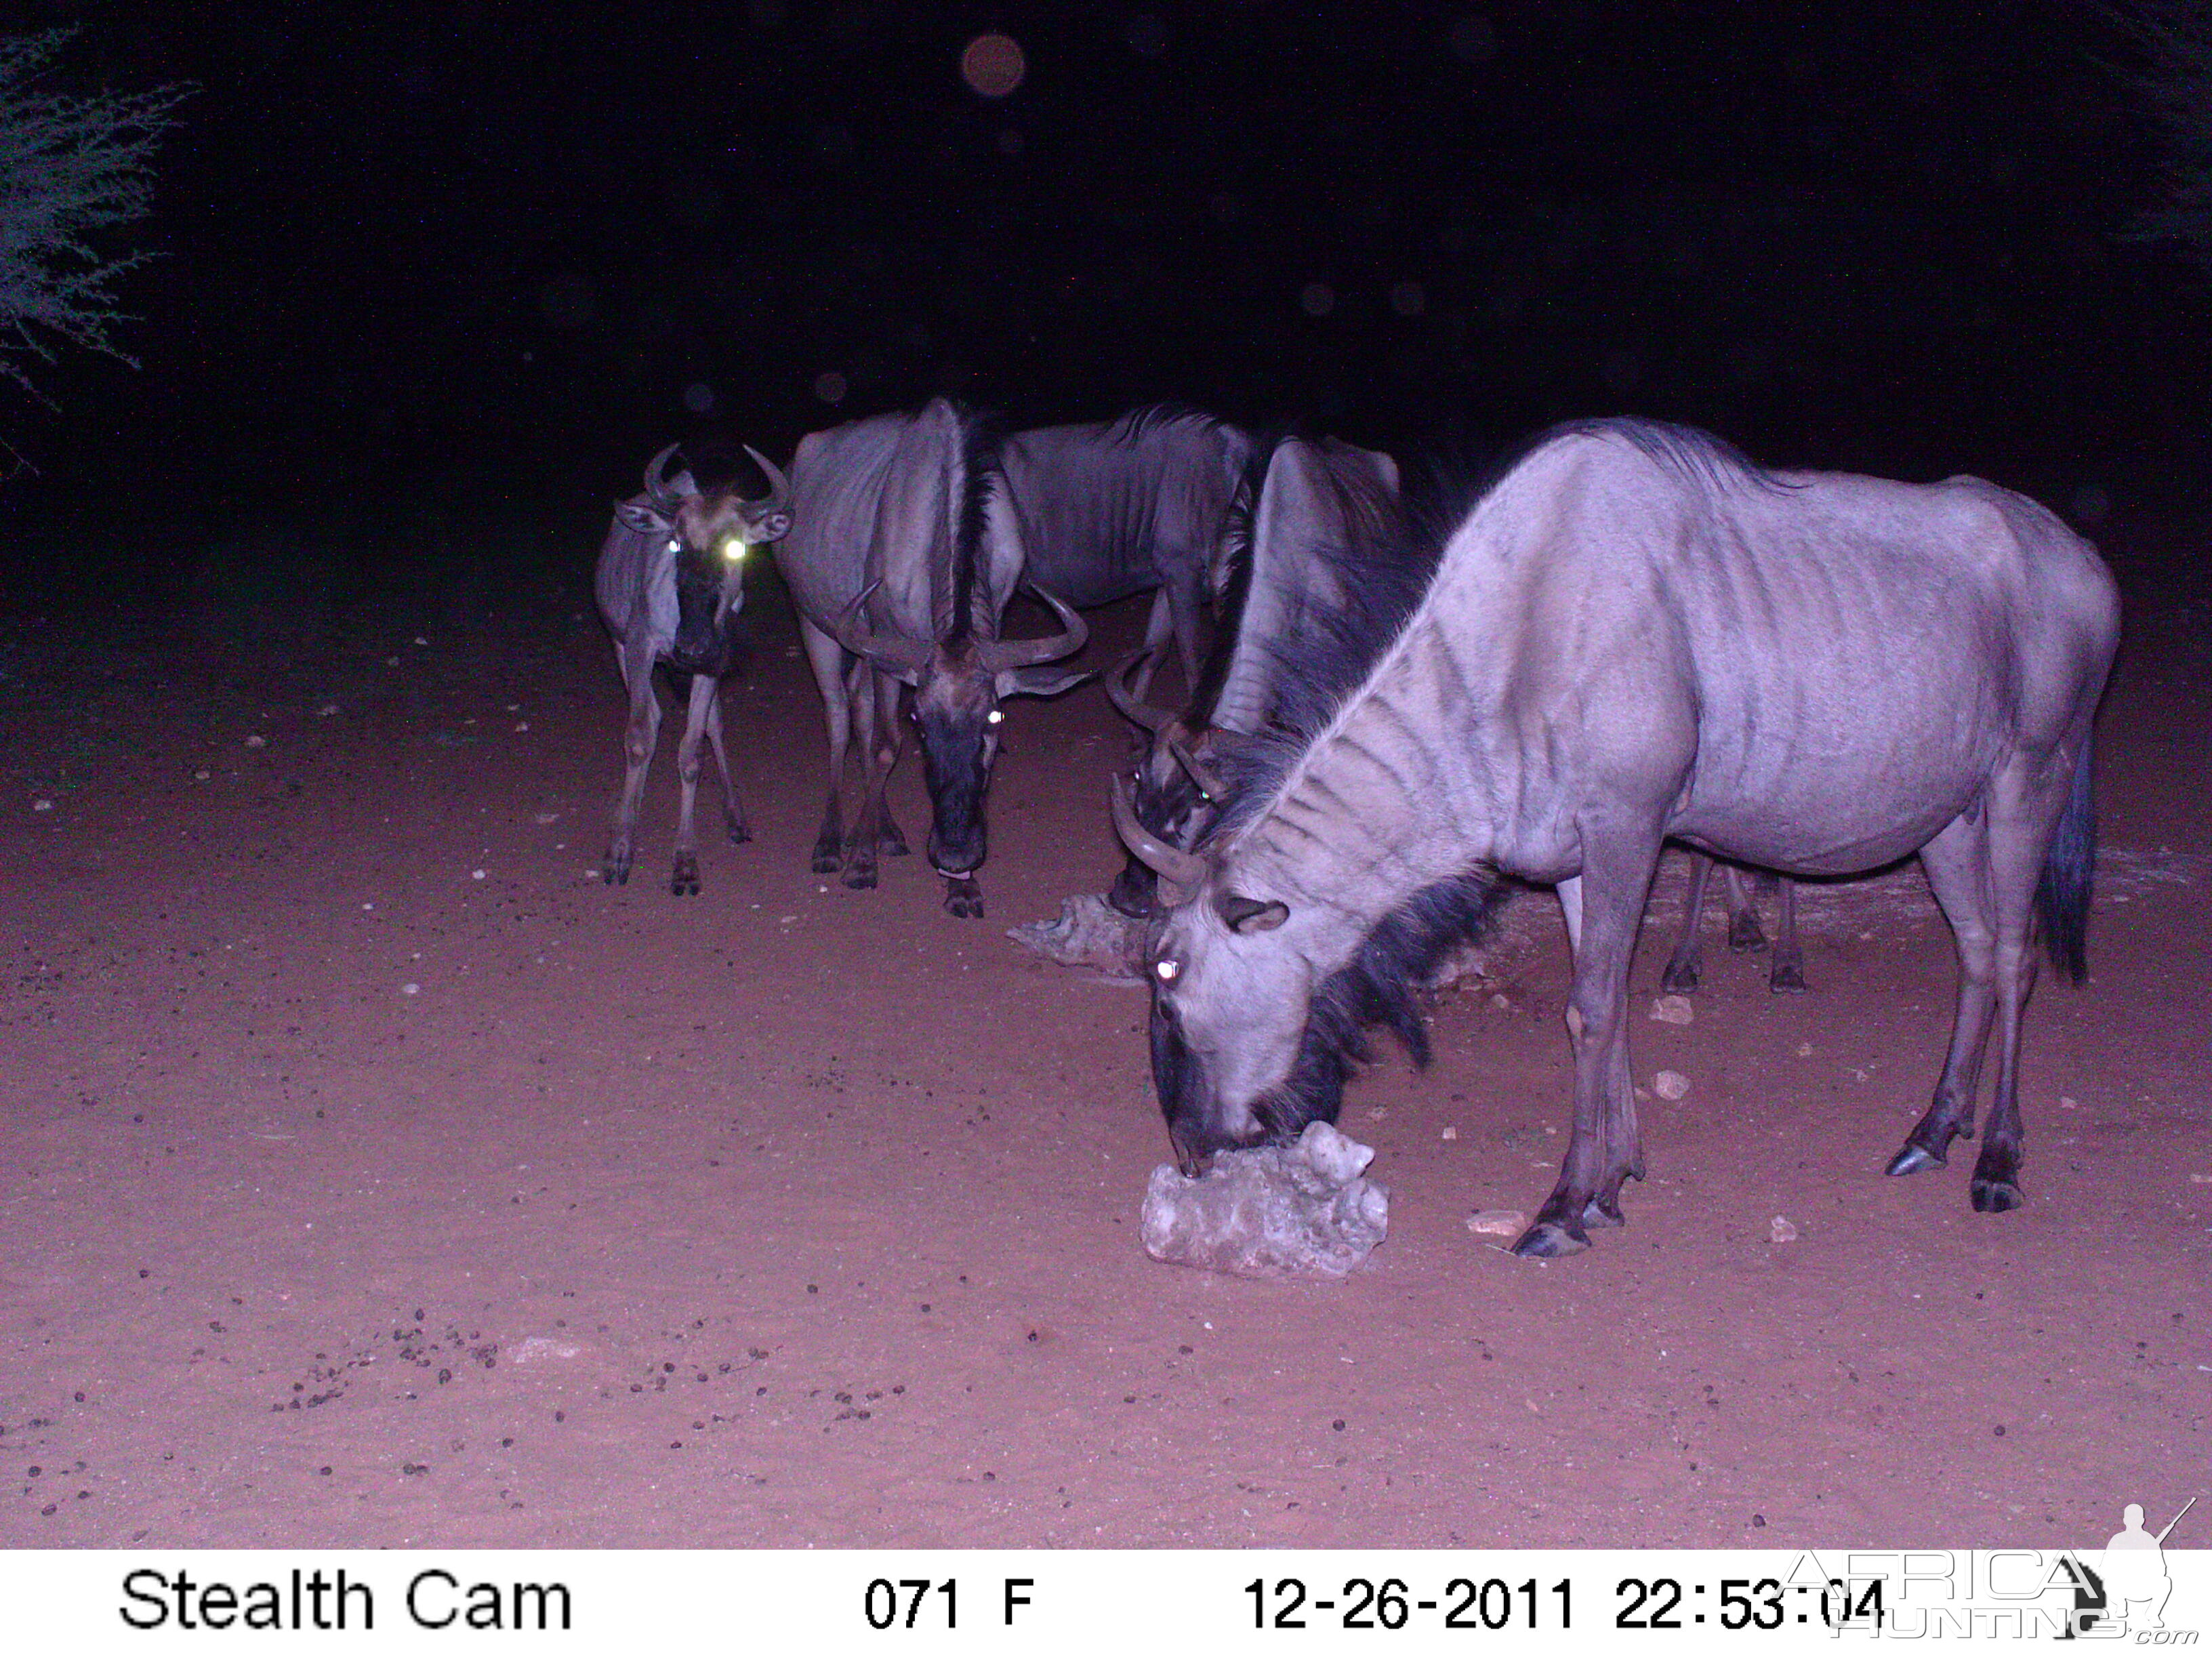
1115 418 2119 1259
1661 856 1808 994
775 398 1088 918
594 443 792 895
1104 434 1410 922
998 405 1255 698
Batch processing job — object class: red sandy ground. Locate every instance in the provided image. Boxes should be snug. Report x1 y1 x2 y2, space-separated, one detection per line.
1 571 2204 1551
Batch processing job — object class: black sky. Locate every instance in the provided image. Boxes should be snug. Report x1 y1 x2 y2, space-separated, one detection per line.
7 0 2208 565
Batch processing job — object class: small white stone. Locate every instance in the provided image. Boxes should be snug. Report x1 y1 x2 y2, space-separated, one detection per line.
2060 1095 2079 1110
1650 994 1694 1025
2190 1172 2211 1185
1653 1070 1691 1101
245 734 266 748
32 799 52 813
470 869 486 880
193 768 211 781
534 812 560 825
1797 1042 1814 1057
413 636 428 647
386 656 400 667
1490 992 1511 1010
401 983 420 996
1440 1126 1458 1141
514 721 529 733
316 703 339 716
1366 1107 1389 1120
1769 1214 1801 1244
1466 1208 1527 1238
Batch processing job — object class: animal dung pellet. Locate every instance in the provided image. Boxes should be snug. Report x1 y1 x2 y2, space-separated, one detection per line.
1768 1215 1801 1244
1654 1069 1691 1101
1650 994 1695 1025
1465 1208 1527 1238
1141 1121 1389 1279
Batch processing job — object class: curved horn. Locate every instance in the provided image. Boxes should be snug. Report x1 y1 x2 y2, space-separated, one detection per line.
1111 773 1207 897
741 444 790 511
832 581 933 677
1103 647 1176 735
1167 730 1228 803
979 583 1088 672
643 443 687 511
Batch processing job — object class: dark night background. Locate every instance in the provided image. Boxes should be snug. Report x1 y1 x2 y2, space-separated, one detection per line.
5 0 2209 608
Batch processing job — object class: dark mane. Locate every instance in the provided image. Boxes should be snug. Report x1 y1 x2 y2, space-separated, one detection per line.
1533 415 1795 497
947 402 1003 645
1104 401 1228 444
1255 869 1509 1136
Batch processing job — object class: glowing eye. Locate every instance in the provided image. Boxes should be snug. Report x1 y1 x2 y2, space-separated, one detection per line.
986 709 1004 725
720 536 746 563
666 537 682 554
1155 958 1180 982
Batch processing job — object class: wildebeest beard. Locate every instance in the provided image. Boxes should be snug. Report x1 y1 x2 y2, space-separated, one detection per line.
670 569 735 675
1150 870 1509 1156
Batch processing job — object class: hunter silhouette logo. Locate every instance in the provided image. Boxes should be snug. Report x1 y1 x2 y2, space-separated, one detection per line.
2095 1496 2196 1635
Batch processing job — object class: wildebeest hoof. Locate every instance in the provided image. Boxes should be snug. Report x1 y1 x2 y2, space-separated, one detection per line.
810 842 842 874
670 855 701 897
726 821 751 846
1729 914 1769 954
1509 1220 1589 1259
842 858 879 890
1659 958 1700 994
1971 1174 2024 1213
1885 1142 1947 1177
1769 962 1809 994
602 855 632 886
882 825 911 857
944 876 984 918
1581 1195 1626 1229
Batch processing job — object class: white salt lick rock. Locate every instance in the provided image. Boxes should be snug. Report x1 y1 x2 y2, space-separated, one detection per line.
1141 1121 1389 1279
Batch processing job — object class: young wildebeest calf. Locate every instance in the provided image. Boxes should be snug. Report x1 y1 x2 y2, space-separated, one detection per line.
594 443 792 895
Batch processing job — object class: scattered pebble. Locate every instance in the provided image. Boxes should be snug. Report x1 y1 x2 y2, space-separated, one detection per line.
514 722 529 733
386 657 400 667
1489 992 1511 1010
470 869 486 880
1650 994 1695 1025
1440 1126 1458 1141
32 800 52 813
401 983 420 996
193 769 211 781
413 636 428 647
1366 1107 1389 1121
316 703 339 716
510 1337 583 1365
1654 1070 1691 1101
1796 1042 1814 1058
2192 1173 2211 1185
534 813 560 825
245 734 266 748
2060 1096 2080 1110
1466 1208 1527 1237
1769 1215 1801 1244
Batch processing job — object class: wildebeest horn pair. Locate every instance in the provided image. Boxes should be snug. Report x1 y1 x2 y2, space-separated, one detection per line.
832 581 1088 680
642 443 793 516
1111 772 1205 903
1105 647 1229 800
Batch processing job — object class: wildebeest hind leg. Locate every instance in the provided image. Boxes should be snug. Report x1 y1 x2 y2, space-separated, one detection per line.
873 675 909 857
605 649 660 887
841 666 886 889
702 679 749 845
1969 761 2069 1212
1767 878 1809 993
1660 853 1716 993
798 620 853 873
1889 813 1997 1177
1723 864 1769 953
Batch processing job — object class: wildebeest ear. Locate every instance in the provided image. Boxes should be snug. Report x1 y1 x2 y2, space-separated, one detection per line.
996 665 1094 700
1217 893 1290 933
617 501 670 535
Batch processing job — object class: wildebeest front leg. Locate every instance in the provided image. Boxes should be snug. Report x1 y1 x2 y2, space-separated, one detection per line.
872 672 909 858
842 665 887 890
798 619 853 874
701 680 750 846
1515 850 1658 1259
605 647 660 887
1722 864 1769 954
1660 853 1717 993
1889 813 1996 1178
668 671 714 895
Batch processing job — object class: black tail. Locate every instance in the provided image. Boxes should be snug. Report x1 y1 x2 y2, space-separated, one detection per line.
2035 729 2095 983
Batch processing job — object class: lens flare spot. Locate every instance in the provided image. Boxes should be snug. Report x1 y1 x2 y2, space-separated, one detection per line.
1156 958 1180 982
961 32 1025 98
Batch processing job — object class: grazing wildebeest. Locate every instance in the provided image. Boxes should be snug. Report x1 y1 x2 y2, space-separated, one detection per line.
998 405 1255 698
1103 434 1410 922
594 442 792 894
1661 855 1809 994
1115 418 2119 1259
775 398 1088 918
